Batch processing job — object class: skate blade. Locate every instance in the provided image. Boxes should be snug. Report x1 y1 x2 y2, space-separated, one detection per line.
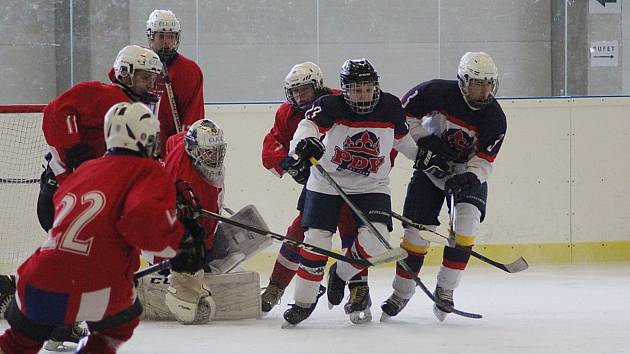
44 340 77 352
432 305 448 322
281 321 297 329
328 301 335 310
380 312 392 322
349 309 372 324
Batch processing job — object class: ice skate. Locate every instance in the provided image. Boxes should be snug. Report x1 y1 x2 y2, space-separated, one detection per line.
326 263 346 309
344 284 371 324
260 282 285 314
0 275 15 319
281 302 315 328
44 322 89 351
380 292 410 322
432 285 454 322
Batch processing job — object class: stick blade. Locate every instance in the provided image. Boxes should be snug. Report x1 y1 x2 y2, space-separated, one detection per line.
367 248 408 265
503 257 529 273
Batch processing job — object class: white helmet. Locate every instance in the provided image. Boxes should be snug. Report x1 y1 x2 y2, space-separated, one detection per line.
146 10 181 61
457 52 498 110
113 45 162 82
185 119 227 181
104 102 161 158
284 62 324 110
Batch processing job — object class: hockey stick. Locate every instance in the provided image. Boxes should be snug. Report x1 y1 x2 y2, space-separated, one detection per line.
390 211 529 273
198 208 406 268
134 260 172 280
161 64 182 133
309 157 481 319
448 193 456 246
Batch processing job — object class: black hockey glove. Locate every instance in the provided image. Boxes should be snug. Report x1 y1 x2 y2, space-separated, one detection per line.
444 172 481 197
414 147 450 178
279 156 310 184
170 221 207 274
295 137 325 163
417 135 460 162
65 144 96 171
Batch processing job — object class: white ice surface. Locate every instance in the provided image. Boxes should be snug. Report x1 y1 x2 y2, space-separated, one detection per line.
1 264 628 354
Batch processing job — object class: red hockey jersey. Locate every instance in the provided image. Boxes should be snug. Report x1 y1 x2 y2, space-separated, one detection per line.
15 153 183 324
42 82 134 180
164 131 222 251
261 89 342 176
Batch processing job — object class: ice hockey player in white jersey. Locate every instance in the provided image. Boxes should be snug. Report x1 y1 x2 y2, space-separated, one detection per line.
381 52 507 322
282 59 420 327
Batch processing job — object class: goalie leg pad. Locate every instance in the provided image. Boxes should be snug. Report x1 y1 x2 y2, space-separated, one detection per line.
165 271 216 324
137 271 260 321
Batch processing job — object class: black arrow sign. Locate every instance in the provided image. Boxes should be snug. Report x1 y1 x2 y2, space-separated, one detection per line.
594 55 614 58
596 0 617 6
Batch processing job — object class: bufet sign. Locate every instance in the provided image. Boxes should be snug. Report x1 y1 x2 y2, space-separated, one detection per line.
590 40 618 67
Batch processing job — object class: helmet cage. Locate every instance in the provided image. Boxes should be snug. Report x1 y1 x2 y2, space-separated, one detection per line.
457 52 499 110
185 120 227 180
146 10 181 61
284 62 323 111
341 81 380 114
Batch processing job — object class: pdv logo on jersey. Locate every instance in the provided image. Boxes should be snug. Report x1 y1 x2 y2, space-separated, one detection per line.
331 130 385 176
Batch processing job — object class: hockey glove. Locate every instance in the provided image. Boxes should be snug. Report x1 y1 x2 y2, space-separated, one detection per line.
417 135 460 162
170 221 207 274
295 137 325 163
175 180 201 221
279 156 310 184
414 147 450 178
445 172 481 197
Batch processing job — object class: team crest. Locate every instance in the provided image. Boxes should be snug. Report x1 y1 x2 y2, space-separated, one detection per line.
331 130 385 176
443 129 474 161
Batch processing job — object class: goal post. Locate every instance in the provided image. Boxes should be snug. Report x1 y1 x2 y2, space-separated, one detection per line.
0 105 48 274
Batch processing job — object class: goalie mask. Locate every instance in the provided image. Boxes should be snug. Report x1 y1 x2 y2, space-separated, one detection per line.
340 58 380 114
147 9 181 62
113 45 162 104
185 119 227 181
457 52 498 110
104 102 161 159
284 62 323 111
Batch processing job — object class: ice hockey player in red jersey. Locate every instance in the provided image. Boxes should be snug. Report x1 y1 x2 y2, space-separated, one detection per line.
260 62 366 315
282 59 419 327
38 44 162 233
380 52 507 322
147 9 205 140
160 118 227 324
0 102 207 354
107 9 205 145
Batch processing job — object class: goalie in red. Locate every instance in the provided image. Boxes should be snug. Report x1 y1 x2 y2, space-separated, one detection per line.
135 118 271 323
0 102 207 354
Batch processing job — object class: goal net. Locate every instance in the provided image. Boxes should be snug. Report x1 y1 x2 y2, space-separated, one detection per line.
0 105 48 274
